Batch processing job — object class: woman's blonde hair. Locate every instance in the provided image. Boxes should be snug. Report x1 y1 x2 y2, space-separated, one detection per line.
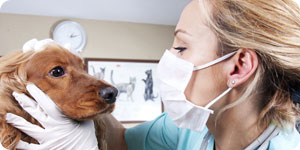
200 0 300 128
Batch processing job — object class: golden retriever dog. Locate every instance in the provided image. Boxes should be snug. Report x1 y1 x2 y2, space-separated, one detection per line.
0 39 117 150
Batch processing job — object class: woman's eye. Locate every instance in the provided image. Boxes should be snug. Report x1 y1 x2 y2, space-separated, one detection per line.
173 47 187 53
49 66 65 77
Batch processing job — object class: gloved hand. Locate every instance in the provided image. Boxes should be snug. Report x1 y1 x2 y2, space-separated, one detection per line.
5 84 99 150
0 142 7 150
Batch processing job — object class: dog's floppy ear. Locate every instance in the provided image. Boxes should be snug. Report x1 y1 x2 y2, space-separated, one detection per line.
0 50 35 95
0 50 36 149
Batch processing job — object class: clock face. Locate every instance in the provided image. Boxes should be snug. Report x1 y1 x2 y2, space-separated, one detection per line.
52 21 86 52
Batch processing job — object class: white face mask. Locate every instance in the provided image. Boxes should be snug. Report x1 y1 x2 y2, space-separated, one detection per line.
157 49 236 132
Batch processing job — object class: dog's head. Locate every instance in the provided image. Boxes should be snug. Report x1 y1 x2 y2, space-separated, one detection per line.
0 40 117 121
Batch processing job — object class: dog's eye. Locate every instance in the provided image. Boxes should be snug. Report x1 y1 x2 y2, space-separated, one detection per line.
49 66 65 77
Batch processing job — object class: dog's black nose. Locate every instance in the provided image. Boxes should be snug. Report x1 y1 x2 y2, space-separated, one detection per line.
99 87 118 104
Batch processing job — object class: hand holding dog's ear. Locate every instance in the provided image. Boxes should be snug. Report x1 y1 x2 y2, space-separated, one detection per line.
6 84 99 150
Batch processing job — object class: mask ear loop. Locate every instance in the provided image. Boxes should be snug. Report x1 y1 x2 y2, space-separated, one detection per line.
204 88 232 109
191 51 237 109
193 51 237 71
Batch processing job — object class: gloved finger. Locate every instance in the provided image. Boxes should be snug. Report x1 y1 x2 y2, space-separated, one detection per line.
6 113 44 141
0 142 7 150
16 140 42 150
12 92 48 125
26 84 62 119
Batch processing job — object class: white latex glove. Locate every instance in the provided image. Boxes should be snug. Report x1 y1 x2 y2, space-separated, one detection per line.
0 142 7 150
5 84 99 150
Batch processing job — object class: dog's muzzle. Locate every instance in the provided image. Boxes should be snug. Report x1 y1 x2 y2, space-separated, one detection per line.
99 87 118 104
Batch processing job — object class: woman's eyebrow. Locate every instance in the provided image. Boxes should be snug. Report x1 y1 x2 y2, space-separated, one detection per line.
174 29 192 36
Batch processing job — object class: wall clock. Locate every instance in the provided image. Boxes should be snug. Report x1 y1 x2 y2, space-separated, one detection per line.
51 20 87 53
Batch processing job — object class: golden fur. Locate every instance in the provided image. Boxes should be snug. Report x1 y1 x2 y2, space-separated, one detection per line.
0 43 114 150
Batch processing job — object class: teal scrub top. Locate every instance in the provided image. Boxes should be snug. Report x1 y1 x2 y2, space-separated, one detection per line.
125 112 300 150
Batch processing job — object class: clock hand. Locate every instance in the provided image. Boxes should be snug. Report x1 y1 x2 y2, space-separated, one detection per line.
70 34 78 38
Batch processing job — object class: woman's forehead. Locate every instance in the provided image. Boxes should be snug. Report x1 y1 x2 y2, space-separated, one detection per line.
176 0 212 39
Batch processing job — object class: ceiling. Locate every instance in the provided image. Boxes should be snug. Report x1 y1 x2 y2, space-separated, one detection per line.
0 0 191 26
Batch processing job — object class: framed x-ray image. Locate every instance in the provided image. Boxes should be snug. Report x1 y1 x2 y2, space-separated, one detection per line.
84 58 163 123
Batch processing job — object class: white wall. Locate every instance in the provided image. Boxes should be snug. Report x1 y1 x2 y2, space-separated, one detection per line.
0 13 175 59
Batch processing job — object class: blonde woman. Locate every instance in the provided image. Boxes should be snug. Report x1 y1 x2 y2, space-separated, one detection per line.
5 0 300 149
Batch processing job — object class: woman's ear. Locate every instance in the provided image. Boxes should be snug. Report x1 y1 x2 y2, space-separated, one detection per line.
226 48 258 87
